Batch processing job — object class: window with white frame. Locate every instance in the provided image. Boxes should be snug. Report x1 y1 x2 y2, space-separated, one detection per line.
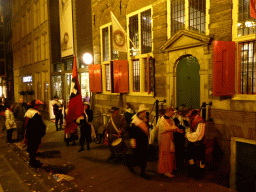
101 24 118 92
237 0 256 36
128 7 152 93
239 41 256 94
129 9 152 56
171 0 206 36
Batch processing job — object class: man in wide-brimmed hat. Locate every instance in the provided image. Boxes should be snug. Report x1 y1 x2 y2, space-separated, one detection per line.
106 106 127 162
128 104 151 179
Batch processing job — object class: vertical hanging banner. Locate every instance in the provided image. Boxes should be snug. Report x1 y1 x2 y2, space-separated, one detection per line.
250 0 256 19
65 55 84 134
59 0 74 57
110 11 127 52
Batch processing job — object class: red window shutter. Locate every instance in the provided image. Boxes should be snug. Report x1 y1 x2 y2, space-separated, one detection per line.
113 61 120 93
213 41 236 96
113 60 129 93
88 65 95 92
88 64 102 93
94 64 102 92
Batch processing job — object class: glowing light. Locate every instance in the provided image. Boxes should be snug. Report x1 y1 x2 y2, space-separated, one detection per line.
82 53 93 65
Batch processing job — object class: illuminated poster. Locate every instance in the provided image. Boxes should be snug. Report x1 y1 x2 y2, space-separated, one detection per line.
59 0 74 57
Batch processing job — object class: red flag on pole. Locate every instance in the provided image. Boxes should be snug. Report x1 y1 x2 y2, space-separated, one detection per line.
250 0 256 19
65 55 84 134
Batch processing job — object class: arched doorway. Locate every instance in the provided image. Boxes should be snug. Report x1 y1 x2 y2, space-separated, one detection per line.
176 55 200 109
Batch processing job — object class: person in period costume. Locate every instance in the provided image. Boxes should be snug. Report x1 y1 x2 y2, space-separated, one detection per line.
172 104 190 170
24 100 46 168
52 96 63 131
5 102 17 143
123 103 134 127
106 107 127 162
128 104 150 179
186 109 206 180
64 108 78 146
13 98 27 142
156 107 183 177
76 102 93 152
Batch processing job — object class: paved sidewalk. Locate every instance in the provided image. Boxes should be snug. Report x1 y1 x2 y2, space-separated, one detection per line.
1 120 236 192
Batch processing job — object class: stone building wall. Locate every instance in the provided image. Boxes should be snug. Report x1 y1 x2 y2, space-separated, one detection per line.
91 0 168 125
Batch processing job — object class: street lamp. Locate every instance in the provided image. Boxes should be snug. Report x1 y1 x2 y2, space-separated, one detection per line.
82 52 93 65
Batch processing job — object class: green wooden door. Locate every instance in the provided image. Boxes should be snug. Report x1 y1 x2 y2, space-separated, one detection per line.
176 56 200 109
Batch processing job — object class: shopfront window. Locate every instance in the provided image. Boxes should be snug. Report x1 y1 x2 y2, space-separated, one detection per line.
80 73 90 99
64 59 73 71
53 63 62 72
52 75 62 98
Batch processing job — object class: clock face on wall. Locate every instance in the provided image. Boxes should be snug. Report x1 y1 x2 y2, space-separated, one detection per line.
113 30 125 47
64 32 69 43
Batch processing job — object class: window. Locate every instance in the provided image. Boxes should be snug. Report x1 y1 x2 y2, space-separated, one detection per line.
34 38 40 63
239 41 256 94
101 24 118 92
41 33 47 60
27 43 31 65
133 60 140 92
26 10 30 34
237 0 256 36
128 7 153 94
189 0 206 33
40 0 46 24
64 59 73 70
129 15 139 55
102 26 118 62
34 1 40 28
141 10 152 54
171 0 206 36
53 63 62 72
102 27 109 62
129 9 152 55
21 15 25 37
105 64 111 91
171 0 185 35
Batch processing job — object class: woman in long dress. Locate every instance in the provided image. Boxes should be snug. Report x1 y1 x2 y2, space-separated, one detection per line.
156 107 183 177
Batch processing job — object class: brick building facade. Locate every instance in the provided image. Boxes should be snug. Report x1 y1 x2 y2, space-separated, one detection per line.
90 0 256 190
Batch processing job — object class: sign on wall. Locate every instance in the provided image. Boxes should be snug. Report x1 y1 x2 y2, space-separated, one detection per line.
23 76 32 83
59 0 74 57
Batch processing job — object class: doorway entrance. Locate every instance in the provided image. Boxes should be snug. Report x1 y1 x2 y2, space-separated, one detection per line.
176 55 200 109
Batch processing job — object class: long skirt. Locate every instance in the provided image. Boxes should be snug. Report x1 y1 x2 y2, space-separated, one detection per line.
158 132 176 174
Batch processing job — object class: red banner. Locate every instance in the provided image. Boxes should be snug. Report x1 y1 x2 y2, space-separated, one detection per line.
65 55 84 134
251 0 256 19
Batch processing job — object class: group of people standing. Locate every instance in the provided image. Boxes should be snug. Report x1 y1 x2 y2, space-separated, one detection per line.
52 94 94 153
104 103 206 180
2 98 46 168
